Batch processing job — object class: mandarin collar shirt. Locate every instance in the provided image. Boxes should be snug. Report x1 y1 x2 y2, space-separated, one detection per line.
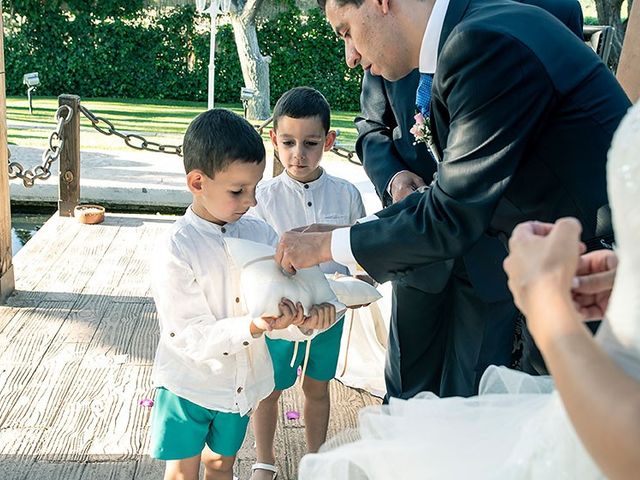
250 170 366 275
151 207 310 415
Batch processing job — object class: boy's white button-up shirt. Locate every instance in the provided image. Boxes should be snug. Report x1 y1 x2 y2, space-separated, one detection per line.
151 207 310 415
250 169 366 275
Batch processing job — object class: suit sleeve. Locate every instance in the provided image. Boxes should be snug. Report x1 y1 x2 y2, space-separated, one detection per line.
351 29 556 283
355 71 411 202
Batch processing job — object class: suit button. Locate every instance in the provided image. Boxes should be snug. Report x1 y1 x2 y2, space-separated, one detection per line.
237 387 243 393
307 202 312 207
243 341 249 346
169 332 175 337
235 297 240 303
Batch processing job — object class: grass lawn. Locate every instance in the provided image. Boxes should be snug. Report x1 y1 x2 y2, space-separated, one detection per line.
6 96 360 153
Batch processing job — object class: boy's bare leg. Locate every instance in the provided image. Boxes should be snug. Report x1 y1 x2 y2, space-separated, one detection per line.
302 377 330 453
164 454 201 480
202 445 236 480
251 389 283 479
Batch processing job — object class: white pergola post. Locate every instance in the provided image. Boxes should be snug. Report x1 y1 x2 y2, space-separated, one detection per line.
197 0 231 110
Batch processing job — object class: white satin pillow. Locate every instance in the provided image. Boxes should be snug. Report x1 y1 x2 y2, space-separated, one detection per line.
224 237 344 318
327 275 382 307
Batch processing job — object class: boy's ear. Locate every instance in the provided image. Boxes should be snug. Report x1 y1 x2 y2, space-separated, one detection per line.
186 169 205 195
324 130 337 151
269 129 278 148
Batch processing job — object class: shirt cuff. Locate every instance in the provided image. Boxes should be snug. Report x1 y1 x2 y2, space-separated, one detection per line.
386 170 410 195
330 216 378 274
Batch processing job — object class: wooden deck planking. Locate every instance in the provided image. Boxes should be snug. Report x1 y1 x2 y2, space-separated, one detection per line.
0 213 381 479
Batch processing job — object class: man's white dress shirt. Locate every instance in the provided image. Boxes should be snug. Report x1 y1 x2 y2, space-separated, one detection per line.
332 0 450 269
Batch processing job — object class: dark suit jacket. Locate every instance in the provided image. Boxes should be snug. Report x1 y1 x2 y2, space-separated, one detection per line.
354 0 587 299
351 0 630 284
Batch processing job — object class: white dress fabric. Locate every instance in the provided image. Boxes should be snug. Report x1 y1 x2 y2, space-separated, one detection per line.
298 102 640 479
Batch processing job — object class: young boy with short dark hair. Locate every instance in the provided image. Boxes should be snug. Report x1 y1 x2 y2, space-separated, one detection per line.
150 109 335 480
249 87 366 480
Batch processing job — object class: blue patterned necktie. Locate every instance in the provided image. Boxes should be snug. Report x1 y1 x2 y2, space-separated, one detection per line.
415 72 434 117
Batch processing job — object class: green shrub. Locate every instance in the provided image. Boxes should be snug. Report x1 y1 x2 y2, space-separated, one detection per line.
3 3 363 110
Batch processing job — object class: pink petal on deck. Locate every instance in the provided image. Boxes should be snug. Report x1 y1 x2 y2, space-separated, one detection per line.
138 398 154 408
285 410 300 420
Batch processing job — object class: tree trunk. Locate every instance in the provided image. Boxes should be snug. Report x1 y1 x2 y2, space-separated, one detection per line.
229 5 270 120
594 0 631 69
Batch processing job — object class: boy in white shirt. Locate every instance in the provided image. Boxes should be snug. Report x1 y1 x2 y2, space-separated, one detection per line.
150 109 336 480
249 87 366 480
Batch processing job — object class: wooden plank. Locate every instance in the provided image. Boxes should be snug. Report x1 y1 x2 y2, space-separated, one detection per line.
0 456 33 480
35 302 148 461
25 462 86 480
11 216 87 301
127 301 158 366
0 3 14 303
80 462 137 480
133 456 165 480
617 0 640 102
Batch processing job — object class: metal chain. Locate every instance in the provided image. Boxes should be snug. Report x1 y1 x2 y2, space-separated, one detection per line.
79 105 183 156
8 105 74 188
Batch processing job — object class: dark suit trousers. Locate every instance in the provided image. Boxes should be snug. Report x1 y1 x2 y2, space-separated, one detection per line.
385 259 517 400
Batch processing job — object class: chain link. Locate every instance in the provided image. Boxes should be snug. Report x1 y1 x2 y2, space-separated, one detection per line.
8 105 73 188
79 105 183 157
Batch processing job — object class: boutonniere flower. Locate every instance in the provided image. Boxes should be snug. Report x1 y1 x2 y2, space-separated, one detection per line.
410 112 432 146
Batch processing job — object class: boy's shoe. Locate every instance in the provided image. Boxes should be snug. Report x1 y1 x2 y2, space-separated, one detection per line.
251 462 278 480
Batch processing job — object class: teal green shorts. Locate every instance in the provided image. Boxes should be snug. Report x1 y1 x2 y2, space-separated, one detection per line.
150 387 249 460
266 316 345 390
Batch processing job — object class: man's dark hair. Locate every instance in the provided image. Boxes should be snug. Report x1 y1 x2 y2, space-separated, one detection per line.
183 109 265 177
272 87 331 134
317 0 364 10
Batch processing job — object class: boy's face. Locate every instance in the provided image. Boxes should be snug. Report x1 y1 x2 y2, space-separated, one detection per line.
270 115 336 183
187 160 265 225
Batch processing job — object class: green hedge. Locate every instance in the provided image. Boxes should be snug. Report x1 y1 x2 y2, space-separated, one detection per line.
3 3 363 110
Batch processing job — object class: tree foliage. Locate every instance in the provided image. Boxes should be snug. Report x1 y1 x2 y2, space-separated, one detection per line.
3 2 363 110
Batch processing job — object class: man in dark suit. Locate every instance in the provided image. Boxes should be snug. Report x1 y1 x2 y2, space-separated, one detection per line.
275 0 631 383
354 0 586 399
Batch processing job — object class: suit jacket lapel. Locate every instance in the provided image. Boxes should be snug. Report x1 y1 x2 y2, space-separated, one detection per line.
430 0 472 161
438 0 472 54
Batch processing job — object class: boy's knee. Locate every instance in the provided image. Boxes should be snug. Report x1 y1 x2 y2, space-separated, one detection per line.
202 454 235 475
264 389 283 403
302 378 329 400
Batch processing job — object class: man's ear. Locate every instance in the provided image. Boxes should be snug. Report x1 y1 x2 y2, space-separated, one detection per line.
186 169 205 195
324 130 337 151
269 129 278 148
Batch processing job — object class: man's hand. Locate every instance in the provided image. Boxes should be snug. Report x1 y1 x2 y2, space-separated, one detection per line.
275 231 333 274
291 223 349 233
301 302 337 331
390 171 427 203
571 249 618 320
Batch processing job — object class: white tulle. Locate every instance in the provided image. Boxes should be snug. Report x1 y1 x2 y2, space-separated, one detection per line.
298 102 640 479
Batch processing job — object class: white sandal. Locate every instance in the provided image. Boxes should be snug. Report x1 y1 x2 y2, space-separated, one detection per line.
251 462 278 479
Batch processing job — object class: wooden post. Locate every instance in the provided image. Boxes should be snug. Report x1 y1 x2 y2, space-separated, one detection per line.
0 3 15 303
617 0 640 102
58 94 81 217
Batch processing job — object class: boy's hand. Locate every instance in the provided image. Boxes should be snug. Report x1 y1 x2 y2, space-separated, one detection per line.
302 302 337 331
269 298 305 330
250 317 273 337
